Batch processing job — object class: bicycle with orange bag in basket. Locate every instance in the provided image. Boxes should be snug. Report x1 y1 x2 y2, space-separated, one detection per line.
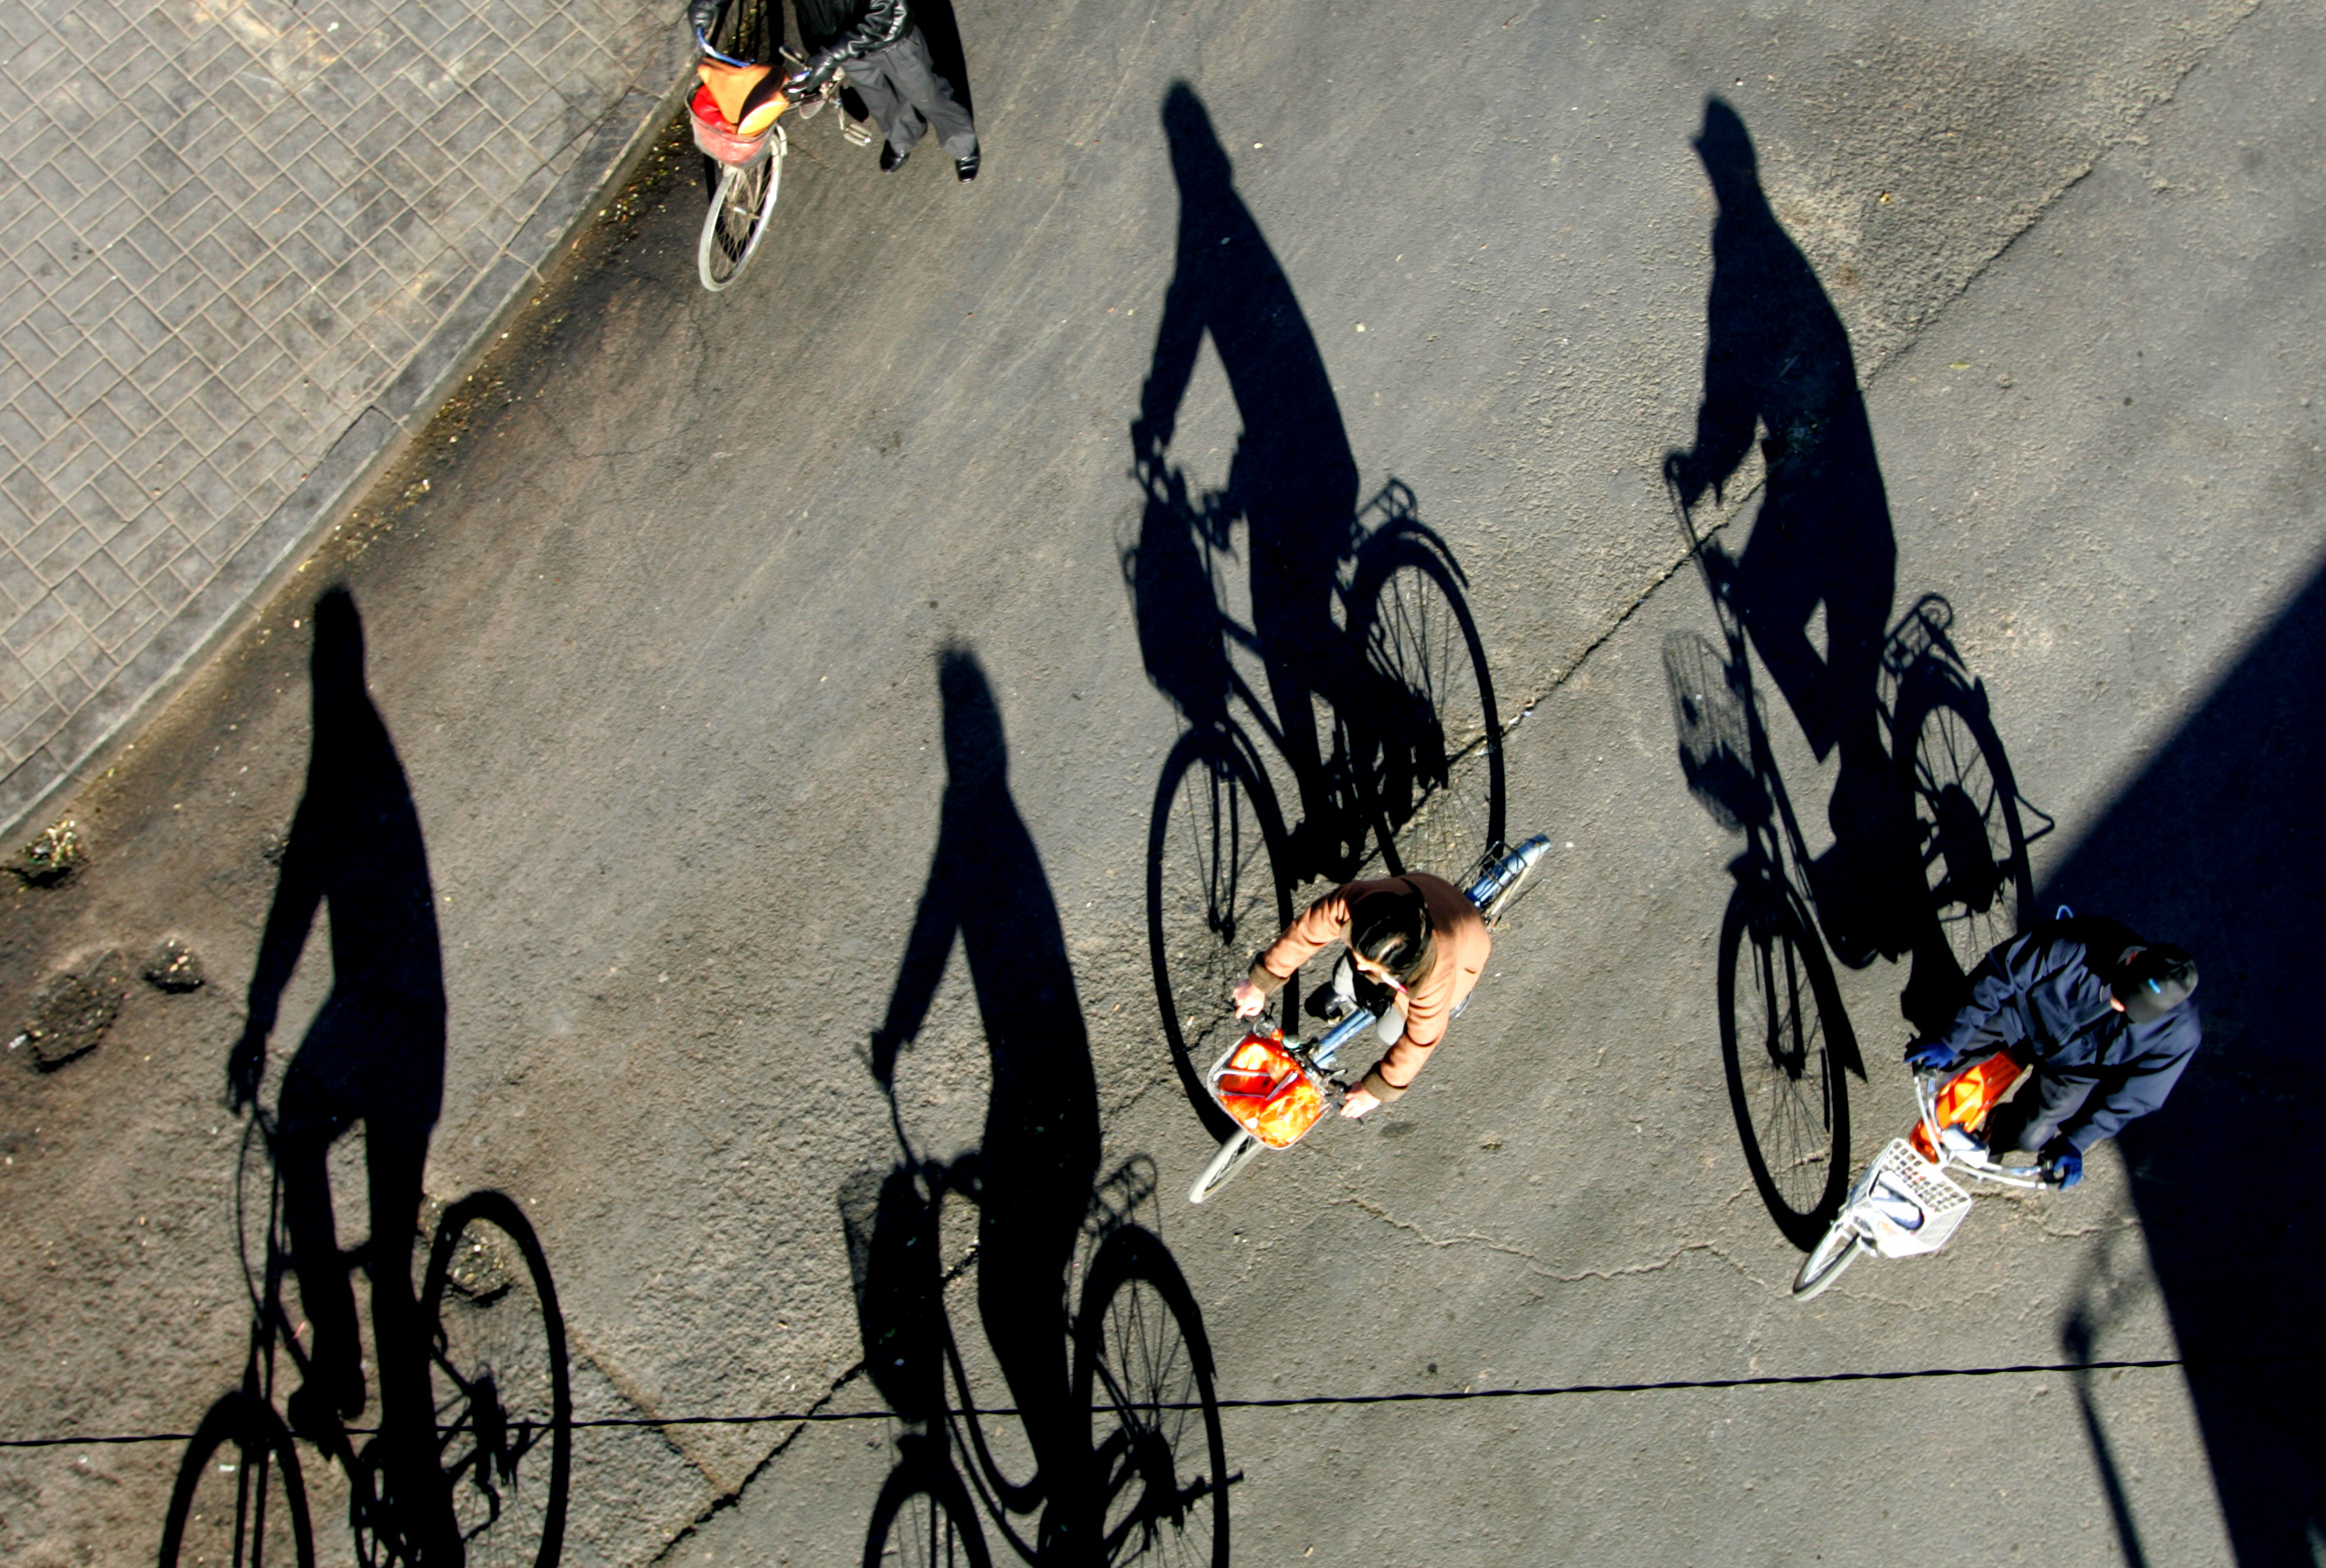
687 0 869 291
1186 834 1552 1204
1789 1047 2065 1300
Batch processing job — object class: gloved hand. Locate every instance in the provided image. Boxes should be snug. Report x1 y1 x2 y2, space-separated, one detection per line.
784 55 839 100
1903 1039 1960 1073
2040 1138 2083 1189
688 0 722 44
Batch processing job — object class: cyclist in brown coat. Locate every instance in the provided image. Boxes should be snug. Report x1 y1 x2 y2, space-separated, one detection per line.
1231 875 1490 1116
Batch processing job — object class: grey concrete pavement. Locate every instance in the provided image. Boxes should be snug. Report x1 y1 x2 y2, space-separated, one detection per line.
0 0 687 838
1 0 2319 1562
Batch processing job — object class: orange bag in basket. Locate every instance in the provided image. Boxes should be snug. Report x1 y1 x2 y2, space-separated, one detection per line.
1210 1031 1328 1150
1910 1051 2028 1162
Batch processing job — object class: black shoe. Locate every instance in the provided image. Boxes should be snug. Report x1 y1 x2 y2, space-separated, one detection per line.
880 142 909 172
954 151 979 182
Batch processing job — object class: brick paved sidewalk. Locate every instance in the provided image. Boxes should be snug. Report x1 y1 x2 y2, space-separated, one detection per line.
0 0 688 834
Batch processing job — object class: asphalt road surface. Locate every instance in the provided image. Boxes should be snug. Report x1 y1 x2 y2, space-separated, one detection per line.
4 0 2322 1563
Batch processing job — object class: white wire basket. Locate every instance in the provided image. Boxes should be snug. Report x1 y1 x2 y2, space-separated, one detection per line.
1851 1139 1974 1259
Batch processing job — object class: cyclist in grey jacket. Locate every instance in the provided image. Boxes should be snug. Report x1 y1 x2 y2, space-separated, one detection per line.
1905 914 2200 1188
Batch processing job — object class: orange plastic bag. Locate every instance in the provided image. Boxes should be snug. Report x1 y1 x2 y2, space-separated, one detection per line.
688 84 771 166
1210 1031 1328 1149
1911 1052 2027 1162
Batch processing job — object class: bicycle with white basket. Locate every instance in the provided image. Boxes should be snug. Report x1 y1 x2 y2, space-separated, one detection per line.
1791 1049 2063 1300
1186 834 1551 1204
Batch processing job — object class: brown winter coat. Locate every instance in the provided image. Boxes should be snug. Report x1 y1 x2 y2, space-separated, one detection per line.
1246 874 1490 1104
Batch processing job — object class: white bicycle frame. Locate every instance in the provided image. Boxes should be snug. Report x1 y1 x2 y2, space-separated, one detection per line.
1798 1068 2054 1296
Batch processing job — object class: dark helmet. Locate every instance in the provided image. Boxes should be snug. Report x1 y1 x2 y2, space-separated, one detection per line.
2113 943 2198 1023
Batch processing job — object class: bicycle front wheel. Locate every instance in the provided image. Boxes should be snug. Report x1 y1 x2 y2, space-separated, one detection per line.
1073 1227 1230 1567
1186 1131 1265 1205
1720 882 1851 1249
698 141 784 292
1148 730 1292 1134
159 1391 316 1568
419 1192 572 1568
1791 1220 1865 1301
1347 541 1504 878
863 1455 993 1568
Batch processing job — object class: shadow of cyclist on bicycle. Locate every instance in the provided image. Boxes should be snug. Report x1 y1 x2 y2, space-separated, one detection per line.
1133 81 1365 880
1663 99 1922 981
225 585 454 1557
868 647 1102 1561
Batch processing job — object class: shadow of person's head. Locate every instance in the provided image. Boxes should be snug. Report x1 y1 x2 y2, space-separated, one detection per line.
311 584 367 711
939 647 1007 789
1163 80 1232 193
1692 97 1766 215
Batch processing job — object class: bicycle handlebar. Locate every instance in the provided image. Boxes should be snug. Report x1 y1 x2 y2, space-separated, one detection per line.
1909 1068 2062 1189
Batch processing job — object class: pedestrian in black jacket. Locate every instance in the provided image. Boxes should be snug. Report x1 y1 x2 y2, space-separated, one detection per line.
787 0 978 179
1905 914 2200 1187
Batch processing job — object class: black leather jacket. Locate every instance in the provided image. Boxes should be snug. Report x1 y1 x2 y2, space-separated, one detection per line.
797 0 910 75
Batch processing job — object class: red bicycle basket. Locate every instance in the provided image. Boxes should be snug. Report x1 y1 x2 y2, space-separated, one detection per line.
689 85 768 166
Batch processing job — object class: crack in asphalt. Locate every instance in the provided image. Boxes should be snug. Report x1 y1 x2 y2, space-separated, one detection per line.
1327 1190 1758 1285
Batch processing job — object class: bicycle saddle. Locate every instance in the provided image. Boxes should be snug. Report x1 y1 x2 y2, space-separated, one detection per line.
698 60 789 135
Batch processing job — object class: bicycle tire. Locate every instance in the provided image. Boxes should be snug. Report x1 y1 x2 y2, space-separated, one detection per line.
159 1390 316 1568
863 1453 994 1568
1346 539 1504 879
1186 1131 1265 1205
1147 729 1293 1139
1720 881 1852 1250
697 141 784 293
418 1191 572 1568
1790 1221 1865 1301
1072 1227 1231 1567
1893 674 2033 977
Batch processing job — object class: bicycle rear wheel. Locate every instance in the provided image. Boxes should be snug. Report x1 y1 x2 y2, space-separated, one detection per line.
419 1192 572 1568
159 1391 315 1568
1148 730 1292 1136
1186 1131 1265 1205
1720 881 1851 1249
1073 1227 1231 1566
1895 676 2032 976
1790 1219 1865 1301
698 141 784 292
1347 541 1504 879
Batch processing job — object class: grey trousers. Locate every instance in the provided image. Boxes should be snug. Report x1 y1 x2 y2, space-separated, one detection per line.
847 29 976 161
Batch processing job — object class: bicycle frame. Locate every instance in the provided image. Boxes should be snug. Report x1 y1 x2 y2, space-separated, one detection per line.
1189 836 1550 1200
1794 1061 2055 1298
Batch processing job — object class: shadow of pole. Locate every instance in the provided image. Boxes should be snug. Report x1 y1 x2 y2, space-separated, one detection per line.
2041 556 2326 1561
